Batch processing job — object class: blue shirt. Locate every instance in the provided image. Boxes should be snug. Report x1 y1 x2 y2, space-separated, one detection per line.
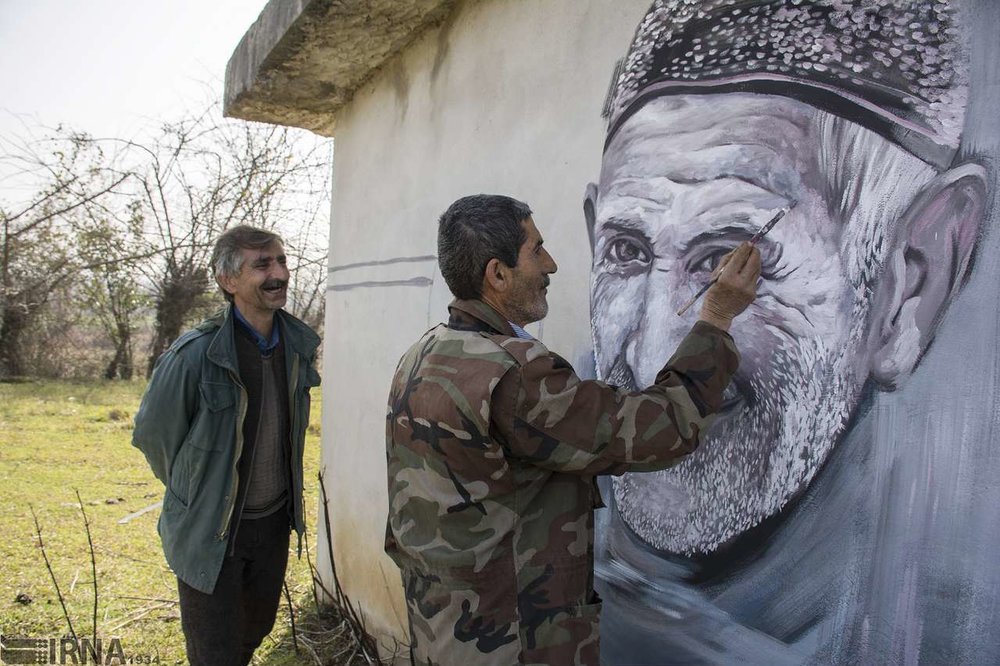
509 322 535 341
233 305 280 354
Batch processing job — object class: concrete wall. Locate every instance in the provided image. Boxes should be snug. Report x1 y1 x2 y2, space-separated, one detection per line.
316 0 649 653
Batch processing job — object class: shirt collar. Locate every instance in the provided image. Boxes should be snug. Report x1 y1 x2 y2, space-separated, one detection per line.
447 299 516 337
233 304 280 354
508 321 535 340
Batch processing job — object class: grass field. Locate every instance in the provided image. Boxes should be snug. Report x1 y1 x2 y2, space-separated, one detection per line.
0 379 357 665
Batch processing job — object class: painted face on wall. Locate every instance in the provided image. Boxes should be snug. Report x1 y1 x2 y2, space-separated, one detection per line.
588 93 894 554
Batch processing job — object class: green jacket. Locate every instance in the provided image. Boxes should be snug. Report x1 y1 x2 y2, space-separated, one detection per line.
385 300 739 665
133 305 320 593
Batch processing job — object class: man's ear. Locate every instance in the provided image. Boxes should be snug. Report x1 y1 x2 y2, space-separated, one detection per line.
584 182 599 254
217 275 236 299
870 163 987 389
482 257 511 295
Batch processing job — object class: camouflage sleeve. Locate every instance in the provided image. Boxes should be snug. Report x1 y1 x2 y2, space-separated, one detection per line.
492 321 739 475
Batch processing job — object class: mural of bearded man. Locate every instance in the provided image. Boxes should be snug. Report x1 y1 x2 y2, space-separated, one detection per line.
584 0 1000 663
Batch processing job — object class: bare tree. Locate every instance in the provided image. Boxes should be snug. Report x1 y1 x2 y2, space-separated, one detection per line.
0 129 131 378
77 208 149 379
0 104 331 380
113 106 331 375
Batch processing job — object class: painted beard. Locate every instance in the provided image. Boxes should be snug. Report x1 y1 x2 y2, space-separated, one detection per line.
601 327 866 555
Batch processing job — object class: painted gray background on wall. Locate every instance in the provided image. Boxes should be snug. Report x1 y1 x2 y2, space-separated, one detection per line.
588 1 1000 663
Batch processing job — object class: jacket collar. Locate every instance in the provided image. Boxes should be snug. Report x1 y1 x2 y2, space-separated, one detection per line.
447 299 516 337
204 304 320 371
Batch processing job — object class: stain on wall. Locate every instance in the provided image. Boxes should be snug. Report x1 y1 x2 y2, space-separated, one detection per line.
584 1 999 663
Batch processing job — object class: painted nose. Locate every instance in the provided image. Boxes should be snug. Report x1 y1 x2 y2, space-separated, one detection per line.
628 270 689 387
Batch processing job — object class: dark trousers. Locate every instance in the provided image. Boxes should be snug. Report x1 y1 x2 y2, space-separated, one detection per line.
177 510 291 666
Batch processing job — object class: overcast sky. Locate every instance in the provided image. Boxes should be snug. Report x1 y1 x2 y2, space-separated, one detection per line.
0 0 270 141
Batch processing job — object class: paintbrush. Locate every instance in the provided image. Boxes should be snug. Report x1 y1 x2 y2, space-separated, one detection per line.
675 202 796 317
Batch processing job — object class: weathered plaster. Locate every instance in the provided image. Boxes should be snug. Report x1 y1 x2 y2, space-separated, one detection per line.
224 0 459 135
312 0 652 656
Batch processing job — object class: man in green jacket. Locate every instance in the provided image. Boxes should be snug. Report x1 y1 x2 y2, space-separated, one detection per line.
133 226 320 666
385 194 760 665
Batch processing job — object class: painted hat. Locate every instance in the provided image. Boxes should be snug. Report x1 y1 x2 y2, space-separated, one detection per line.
604 0 969 169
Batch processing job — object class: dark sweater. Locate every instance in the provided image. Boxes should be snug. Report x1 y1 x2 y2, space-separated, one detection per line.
233 322 290 523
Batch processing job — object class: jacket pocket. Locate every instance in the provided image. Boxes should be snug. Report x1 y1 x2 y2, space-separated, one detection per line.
302 364 321 389
200 381 235 412
164 484 189 511
190 381 237 451
297 364 321 437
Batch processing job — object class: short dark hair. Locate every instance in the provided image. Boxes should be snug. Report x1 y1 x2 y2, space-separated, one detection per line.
437 195 533 299
211 225 284 302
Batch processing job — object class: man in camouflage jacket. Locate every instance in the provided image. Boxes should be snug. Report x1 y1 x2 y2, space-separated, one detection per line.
385 195 760 665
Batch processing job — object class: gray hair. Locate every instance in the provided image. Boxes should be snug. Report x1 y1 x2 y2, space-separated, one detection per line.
815 110 940 341
211 225 284 302
817 112 940 278
437 194 533 300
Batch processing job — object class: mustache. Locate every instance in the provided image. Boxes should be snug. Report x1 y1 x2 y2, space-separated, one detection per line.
262 279 288 290
606 353 757 409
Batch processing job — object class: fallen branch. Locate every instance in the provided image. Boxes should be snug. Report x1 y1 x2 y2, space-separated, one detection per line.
107 601 174 633
113 595 178 604
117 501 162 524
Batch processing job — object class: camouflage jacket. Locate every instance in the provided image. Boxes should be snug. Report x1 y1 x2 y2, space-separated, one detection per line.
385 299 739 665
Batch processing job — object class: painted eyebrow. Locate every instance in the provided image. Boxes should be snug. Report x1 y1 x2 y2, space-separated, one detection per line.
681 222 760 254
600 218 647 233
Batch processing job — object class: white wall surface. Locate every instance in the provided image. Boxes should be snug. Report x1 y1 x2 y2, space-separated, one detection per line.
316 0 650 653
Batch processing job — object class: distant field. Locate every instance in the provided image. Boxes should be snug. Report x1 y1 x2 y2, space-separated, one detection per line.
0 379 337 665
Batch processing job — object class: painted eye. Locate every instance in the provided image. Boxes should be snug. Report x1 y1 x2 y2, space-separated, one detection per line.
691 248 730 274
604 235 652 272
689 243 787 279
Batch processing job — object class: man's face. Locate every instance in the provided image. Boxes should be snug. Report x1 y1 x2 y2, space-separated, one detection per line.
504 216 558 326
222 240 290 318
590 94 876 554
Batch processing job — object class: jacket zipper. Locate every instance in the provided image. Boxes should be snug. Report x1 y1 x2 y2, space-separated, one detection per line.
218 369 248 540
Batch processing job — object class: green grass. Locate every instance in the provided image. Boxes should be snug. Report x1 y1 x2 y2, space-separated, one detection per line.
0 379 335 665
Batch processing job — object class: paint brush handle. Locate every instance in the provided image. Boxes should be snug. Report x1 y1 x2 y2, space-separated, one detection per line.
675 203 795 317
748 204 793 245
676 278 717 316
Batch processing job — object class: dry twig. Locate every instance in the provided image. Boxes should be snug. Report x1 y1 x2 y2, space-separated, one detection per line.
30 504 77 642
283 580 300 654
318 470 381 664
75 489 99 652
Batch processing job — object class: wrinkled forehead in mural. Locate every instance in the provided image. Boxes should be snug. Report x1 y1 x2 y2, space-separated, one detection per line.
585 0 987 554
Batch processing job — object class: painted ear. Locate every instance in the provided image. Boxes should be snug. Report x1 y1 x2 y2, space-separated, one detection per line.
584 182 599 254
870 163 987 389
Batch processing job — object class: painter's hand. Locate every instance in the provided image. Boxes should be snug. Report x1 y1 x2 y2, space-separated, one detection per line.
699 242 761 332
